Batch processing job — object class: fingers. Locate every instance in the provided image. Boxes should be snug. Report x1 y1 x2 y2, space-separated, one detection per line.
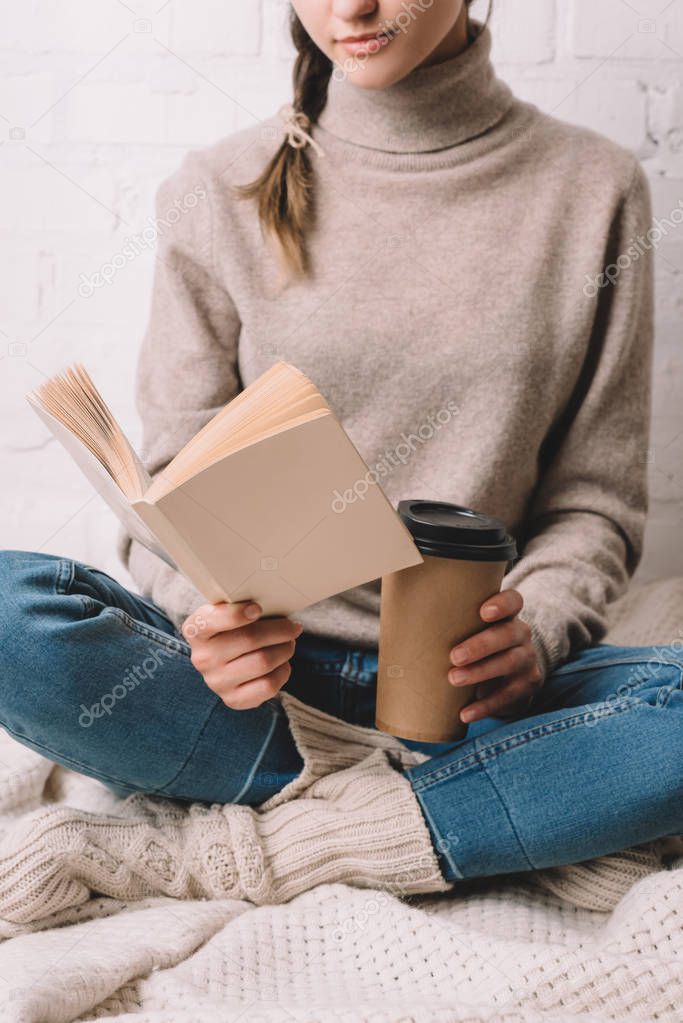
204 639 297 693
479 588 523 624
202 617 304 666
450 616 530 668
182 597 305 710
460 674 541 724
182 601 263 641
222 662 293 711
449 639 537 688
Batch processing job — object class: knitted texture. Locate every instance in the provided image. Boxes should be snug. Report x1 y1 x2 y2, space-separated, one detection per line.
0 694 449 925
0 712 679 1019
119 20 654 683
0 584 681 1019
0 689 676 928
1 869 682 1022
261 690 432 808
604 575 683 647
527 845 665 912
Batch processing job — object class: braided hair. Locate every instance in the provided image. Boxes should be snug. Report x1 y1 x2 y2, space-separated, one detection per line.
234 2 490 284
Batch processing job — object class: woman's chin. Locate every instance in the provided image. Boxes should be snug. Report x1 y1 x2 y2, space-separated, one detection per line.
331 56 413 91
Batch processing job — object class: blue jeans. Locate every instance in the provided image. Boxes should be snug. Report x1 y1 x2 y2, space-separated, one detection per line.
0 551 681 883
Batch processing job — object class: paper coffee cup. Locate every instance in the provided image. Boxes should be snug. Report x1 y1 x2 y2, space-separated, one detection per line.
376 500 517 744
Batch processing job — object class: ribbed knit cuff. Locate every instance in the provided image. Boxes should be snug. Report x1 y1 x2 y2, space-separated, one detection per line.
529 845 664 912
260 692 431 811
259 748 453 903
517 606 565 681
256 693 453 901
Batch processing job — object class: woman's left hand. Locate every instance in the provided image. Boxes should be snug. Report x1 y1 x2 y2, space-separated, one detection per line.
448 589 543 724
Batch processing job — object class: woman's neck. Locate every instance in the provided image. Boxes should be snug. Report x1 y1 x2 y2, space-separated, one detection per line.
316 21 512 155
414 5 470 69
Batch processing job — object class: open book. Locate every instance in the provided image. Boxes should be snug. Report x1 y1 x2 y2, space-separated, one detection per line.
27 361 422 616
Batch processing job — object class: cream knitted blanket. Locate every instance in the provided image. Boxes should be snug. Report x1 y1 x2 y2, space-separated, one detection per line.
0 578 681 1023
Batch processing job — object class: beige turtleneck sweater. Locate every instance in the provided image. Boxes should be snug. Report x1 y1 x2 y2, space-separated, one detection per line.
119 24 654 680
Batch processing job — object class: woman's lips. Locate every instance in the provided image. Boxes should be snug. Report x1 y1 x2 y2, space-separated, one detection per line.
338 31 395 56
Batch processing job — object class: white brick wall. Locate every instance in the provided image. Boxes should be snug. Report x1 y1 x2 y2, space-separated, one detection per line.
1 0 681 586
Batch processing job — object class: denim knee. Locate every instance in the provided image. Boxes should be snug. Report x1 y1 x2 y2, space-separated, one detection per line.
648 641 683 674
0 549 65 625
626 644 683 701
0 551 90 733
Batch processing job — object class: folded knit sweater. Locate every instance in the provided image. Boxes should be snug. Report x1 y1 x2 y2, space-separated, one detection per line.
119 23 654 679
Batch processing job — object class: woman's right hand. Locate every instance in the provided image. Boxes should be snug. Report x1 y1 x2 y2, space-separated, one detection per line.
181 601 303 710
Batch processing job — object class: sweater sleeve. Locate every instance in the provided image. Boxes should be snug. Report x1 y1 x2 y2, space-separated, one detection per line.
117 152 242 630
503 161 655 679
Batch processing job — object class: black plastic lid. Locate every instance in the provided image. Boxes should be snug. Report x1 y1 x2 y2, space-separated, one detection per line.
398 500 517 562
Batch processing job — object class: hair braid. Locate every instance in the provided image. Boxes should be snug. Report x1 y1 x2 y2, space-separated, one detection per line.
235 1 489 285
232 11 331 284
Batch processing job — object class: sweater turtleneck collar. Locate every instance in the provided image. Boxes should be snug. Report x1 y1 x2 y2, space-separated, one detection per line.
316 22 513 154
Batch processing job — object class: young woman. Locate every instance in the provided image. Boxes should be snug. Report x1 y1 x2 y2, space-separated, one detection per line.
1 0 681 902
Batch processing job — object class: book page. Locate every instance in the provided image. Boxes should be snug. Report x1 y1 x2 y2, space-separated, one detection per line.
28 397 175 568
29 365 149 501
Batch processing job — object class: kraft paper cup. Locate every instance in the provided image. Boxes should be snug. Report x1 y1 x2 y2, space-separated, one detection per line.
376 500 517 744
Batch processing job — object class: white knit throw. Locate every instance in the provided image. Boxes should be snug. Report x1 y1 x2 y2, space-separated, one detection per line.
0 578 680 1021
0 698 450 924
